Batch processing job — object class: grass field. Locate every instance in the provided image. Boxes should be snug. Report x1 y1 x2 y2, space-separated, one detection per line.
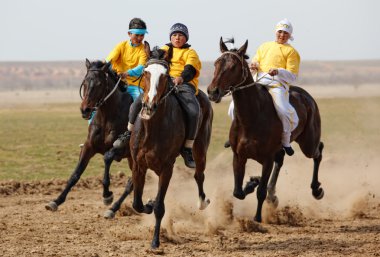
0 96 379 181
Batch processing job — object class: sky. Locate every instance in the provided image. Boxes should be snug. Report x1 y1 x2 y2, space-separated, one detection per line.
1 0 379 62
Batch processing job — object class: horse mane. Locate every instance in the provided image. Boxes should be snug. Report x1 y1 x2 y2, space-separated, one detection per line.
151 46 166 60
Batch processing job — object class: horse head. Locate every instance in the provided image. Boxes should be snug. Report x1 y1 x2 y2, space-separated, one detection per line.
140 45 173 120
207 37 249 103
80 59 114 119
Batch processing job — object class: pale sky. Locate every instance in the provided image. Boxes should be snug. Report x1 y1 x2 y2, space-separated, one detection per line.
1 0 379 62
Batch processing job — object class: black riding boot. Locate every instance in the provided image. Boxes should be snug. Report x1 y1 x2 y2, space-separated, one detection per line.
283 146 294 156
180 147 196 168
113 130 131 149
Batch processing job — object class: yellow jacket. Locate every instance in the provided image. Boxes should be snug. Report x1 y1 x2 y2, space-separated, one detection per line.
253 41 300 75
106 41 147 88
161 45 202 93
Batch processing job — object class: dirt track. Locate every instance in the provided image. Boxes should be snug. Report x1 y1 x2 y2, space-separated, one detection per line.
1 154 379 257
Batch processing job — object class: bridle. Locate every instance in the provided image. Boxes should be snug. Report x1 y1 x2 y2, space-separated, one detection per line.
79 68 121 111
213 51 272 96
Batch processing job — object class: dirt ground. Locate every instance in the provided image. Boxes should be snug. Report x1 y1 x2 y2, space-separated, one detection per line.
1 149 380 257
1 86 380 256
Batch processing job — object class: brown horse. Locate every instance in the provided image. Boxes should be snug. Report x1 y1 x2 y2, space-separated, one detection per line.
45 58 134 211
207 38 324 223
110 46 213 248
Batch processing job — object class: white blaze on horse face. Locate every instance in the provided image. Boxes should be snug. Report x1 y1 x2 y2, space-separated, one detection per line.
145 64 167 105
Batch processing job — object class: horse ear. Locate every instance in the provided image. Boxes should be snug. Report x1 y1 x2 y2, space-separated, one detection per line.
85 58 91 69
220 37 228 53
237 40 248 56
164 46 173 62
101 61 111 72
144 41 151 59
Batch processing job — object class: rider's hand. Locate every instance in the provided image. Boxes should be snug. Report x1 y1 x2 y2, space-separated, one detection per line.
249 62 259 73
120 72 129 79
268 68 279 76
172 77 184 86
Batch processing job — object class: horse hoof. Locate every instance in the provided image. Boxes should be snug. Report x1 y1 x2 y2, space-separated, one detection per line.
104 210 115 219
103 194 114 206
45 201 58 212
266 195 279 208
313 188 324 200
198 197 210 210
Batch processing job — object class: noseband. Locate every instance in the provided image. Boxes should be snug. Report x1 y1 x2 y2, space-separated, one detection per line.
80 68 121 111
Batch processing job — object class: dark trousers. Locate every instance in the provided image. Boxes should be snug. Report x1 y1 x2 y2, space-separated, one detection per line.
128 83 200 140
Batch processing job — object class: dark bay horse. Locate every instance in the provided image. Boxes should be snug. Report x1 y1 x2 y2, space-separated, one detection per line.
111 47 213 248
207 38 324 223
45 58 134 211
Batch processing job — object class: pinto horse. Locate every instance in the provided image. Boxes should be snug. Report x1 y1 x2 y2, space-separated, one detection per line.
207 38 324 223
110 47 213 248
45 58 135 211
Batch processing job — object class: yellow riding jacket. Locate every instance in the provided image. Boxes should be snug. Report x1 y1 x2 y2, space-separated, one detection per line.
161 45 202 94
253 41 300 75
106 41 147 88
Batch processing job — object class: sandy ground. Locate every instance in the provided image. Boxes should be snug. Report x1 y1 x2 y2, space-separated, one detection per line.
1 85 380 256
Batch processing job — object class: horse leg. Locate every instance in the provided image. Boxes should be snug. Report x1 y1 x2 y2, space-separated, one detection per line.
102 147 125 205
232 153 248 200
193 149 210 210
254 160 274 222
151 168 173 249
233 153 249 200
104 177 133 219
266 149 285 208
45 146 95 211
132 166 153 214
102 149 116 205
311 142 324 199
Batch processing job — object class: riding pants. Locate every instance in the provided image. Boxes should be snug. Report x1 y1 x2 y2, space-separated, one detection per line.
175 83 200 140
267 85 299 147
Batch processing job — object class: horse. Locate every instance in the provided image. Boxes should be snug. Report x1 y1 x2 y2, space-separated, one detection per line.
109 46 213 248
45 58 136 211
207 38 324 223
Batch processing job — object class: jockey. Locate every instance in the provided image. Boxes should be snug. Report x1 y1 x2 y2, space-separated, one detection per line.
227 18 300 156
161 23 202 168
114 22 201 169
109 18 148 146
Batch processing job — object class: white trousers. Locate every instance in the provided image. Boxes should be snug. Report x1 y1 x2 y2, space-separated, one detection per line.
267 86 299 147
227 86 299 147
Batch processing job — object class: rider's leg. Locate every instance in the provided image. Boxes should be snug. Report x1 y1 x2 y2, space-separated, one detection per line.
268 86 299 156
175 83 200 168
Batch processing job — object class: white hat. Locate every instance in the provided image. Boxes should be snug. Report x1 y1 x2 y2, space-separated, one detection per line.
275 18 294 41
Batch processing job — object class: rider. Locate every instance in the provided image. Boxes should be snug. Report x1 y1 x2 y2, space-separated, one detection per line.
227 18 300 156
162 23 202 168
114 22 202 169
108 18 148 147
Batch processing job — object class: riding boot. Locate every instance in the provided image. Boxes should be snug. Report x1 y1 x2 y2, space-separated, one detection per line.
180 147 196 168
113 130 131 149
283 146 294 156
224 140 231 148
